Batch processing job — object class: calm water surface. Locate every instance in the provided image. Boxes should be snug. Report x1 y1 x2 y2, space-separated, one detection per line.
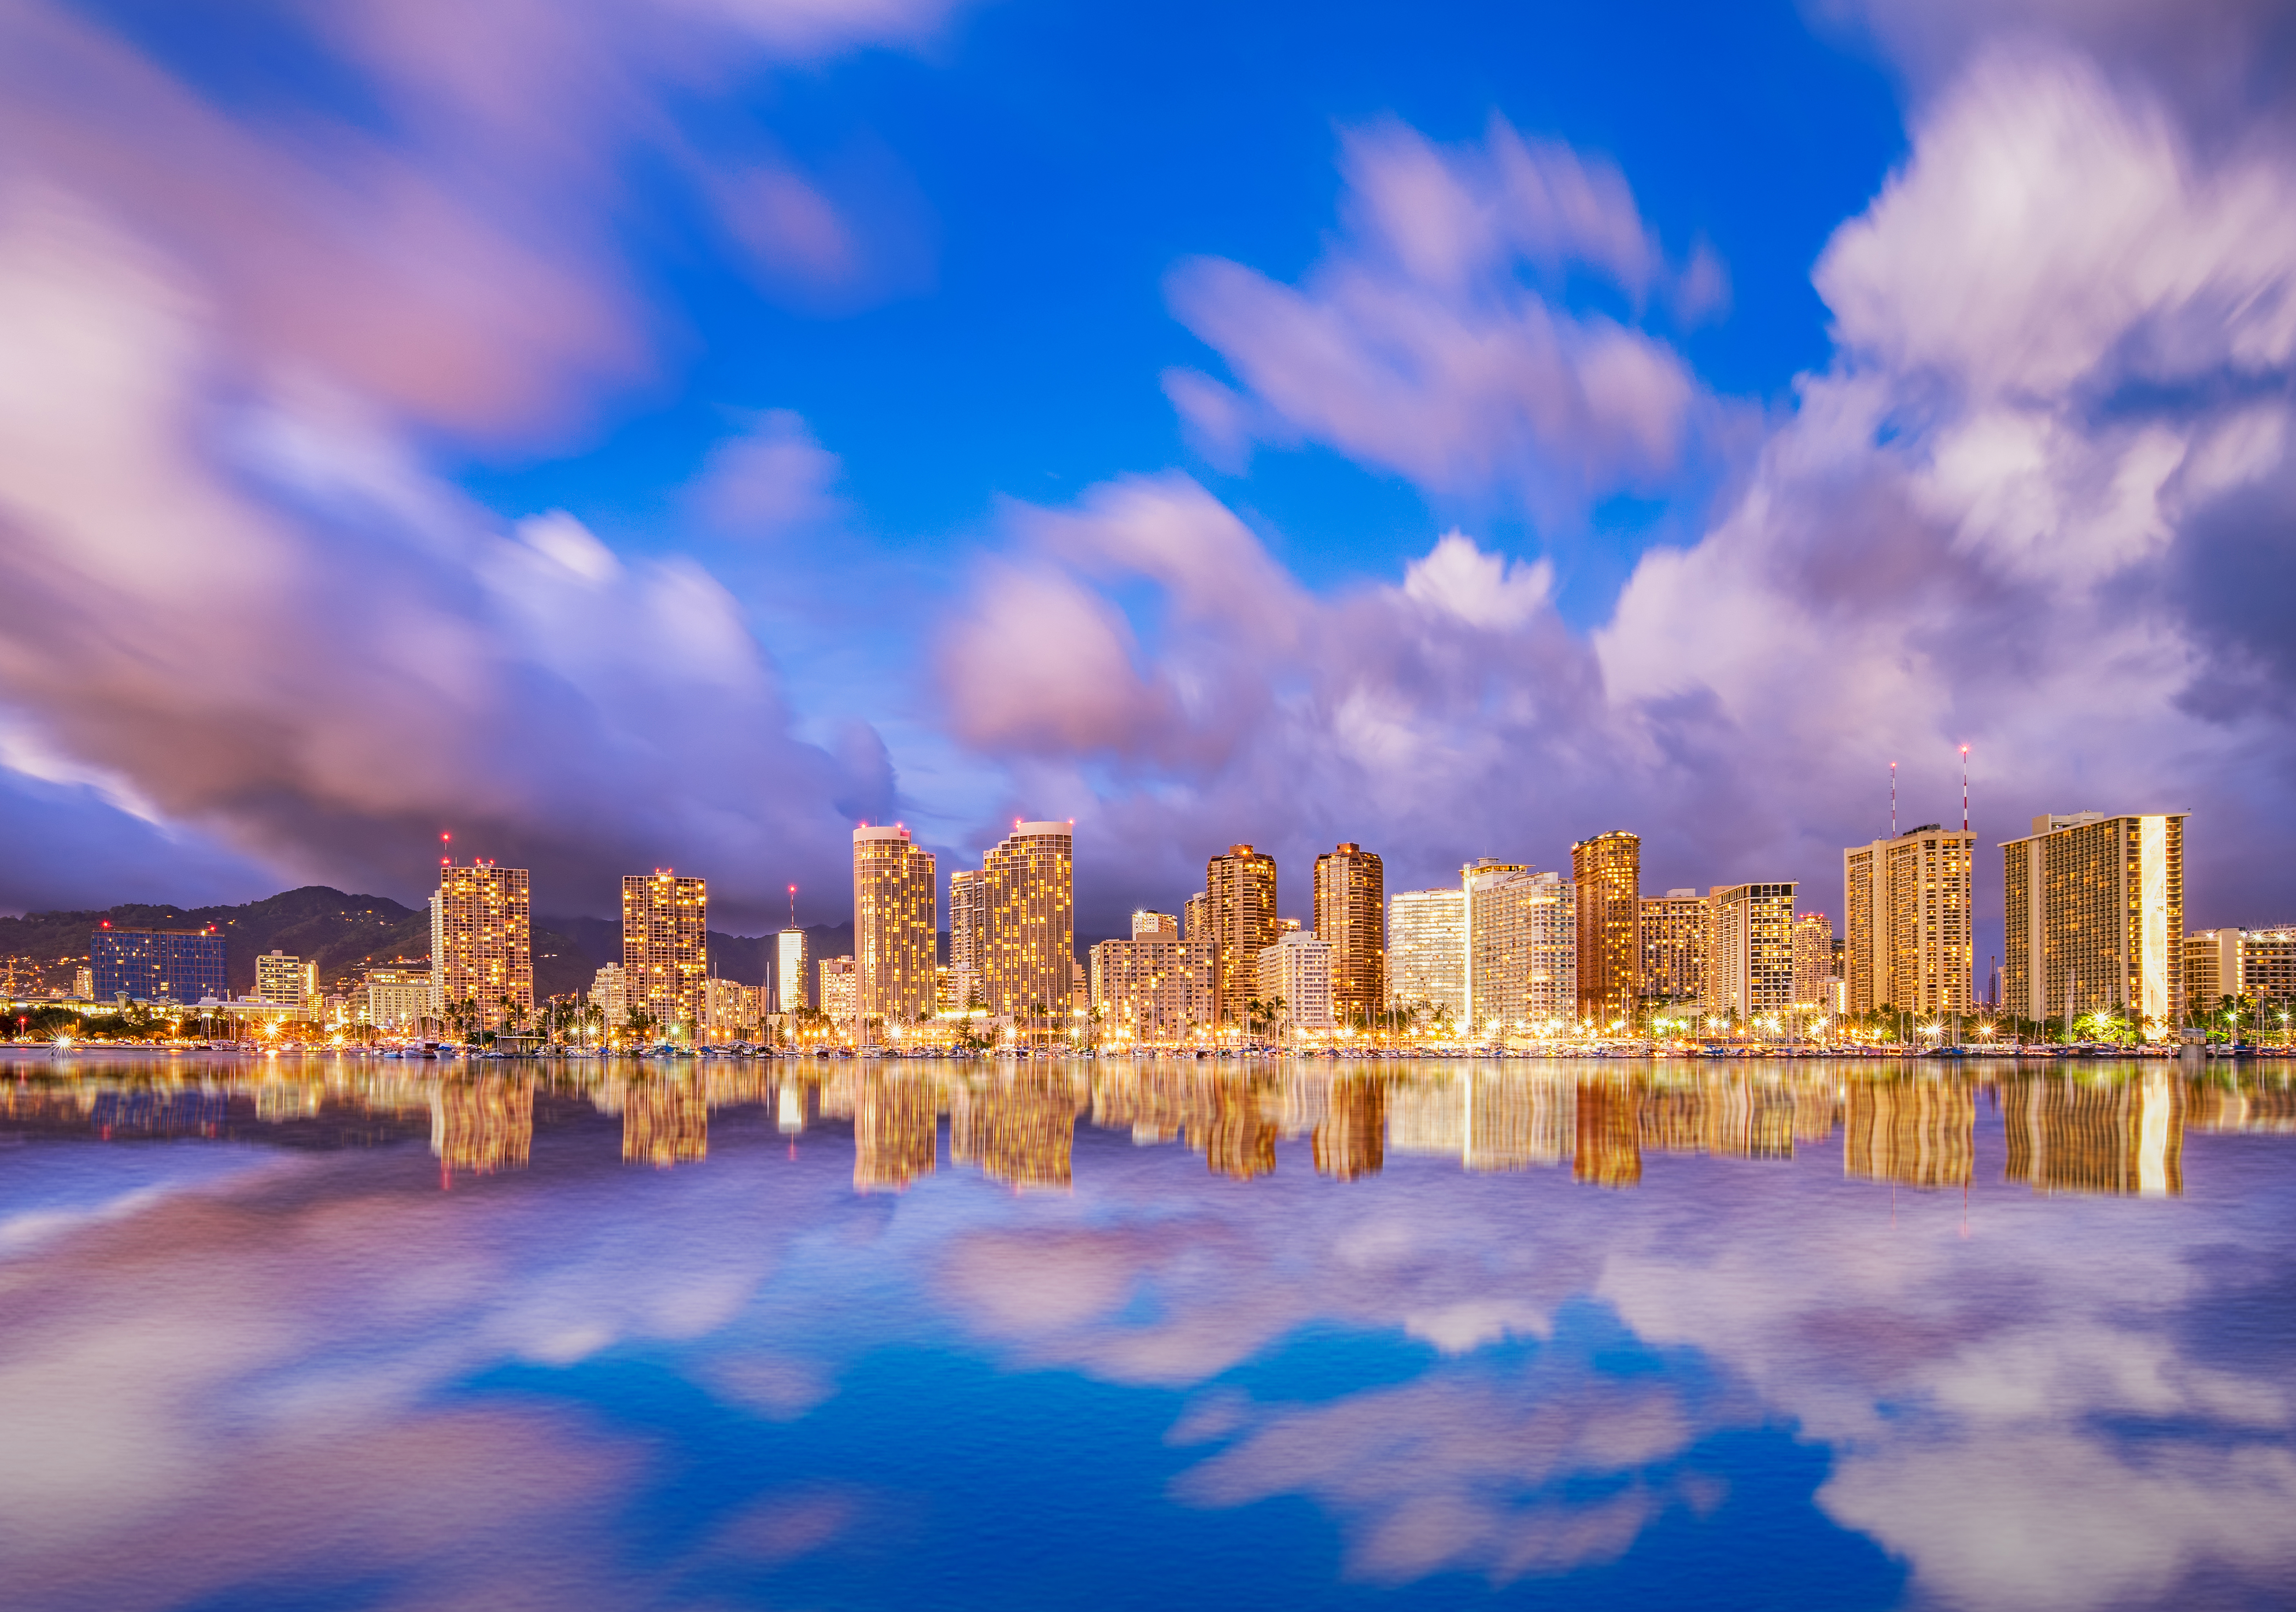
3 1054 2292 1612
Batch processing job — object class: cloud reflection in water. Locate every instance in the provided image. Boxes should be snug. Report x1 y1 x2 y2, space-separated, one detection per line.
0 1057 2290 1610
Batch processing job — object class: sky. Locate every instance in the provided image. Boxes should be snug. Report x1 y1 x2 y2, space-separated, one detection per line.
2 0 2294 942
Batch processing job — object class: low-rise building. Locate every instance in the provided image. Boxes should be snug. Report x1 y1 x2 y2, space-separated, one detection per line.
1257 932 1335 1032
1090 911 1216 1042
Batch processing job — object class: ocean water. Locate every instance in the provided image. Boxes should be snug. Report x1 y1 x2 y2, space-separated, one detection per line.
1 1054 2290 1612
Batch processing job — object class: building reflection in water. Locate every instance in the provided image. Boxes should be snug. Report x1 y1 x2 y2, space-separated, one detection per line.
1843 1079 1974 1190
853 1073 938 1192
1573 1078 1642 1188
1313 1075 1385 1181
618 1078 709 1168
2003 1070 2182 1196
951 1069 1078 1190
430 1077 535 1179
2 1057 2281 1204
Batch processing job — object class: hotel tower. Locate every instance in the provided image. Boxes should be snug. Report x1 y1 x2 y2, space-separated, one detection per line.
1843 824 1975 1016
2001 812 2186 1034
852 825 938 1024
980 820 1075 1023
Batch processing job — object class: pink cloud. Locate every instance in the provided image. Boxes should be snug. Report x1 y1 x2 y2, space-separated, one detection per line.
1164 115 1714 519
691 409 847 536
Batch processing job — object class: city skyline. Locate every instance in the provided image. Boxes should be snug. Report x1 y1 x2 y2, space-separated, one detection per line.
1 1 2290 981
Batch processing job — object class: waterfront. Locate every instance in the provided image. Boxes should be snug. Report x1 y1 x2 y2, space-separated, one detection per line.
3 1056 2292 1610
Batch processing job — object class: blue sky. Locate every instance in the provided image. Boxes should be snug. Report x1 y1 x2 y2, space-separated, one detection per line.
0 0 2291 943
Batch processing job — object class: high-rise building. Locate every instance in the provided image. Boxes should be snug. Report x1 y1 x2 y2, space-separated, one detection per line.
1204 844 1279 1027
1313 843 1384 1025
820 955 857 1023
431 860 533 1031
1707 882 1798 1022
1463 859 1528 1032
89 924 227 1005
982 820 1075 1023
1462 863 1574 1029
1639 890 1708 1006
948 868 987 1011
1089 911 1216 1042
2001 812 2186 1033
1183 892 1210 945
1791 912 1835 1009
1844 825 1976 1016
1386 887 1466 1023
255 950 313 1014
775 927 809 1014
852 826 937 1025
622 871 708 1038
1257 931 1335 1030
1571 831 1641 1019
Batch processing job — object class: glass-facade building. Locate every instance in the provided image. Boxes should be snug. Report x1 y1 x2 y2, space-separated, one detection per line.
90 927 227 1004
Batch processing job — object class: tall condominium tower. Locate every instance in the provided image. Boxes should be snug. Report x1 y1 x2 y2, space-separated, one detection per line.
1205 844 1279 1027
1640 890 1708 1006
1386 887 1466 1022
623 871 708 1037
2002 811 2186 1032
1571 830 1641 1020
1707 882 1799 1021
853 825 938 1024
1791 911 1836 1009
775 926 809 1013
1843 825 1976 1016
948 867 988 1011
1313 843 1385 1025
431 859 533 1030
982 820 1075 1022
1183 892 1210 945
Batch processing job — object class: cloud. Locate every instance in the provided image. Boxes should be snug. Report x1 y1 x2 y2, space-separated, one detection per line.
0 0 974 919
945 51 2296 930
691 410 846 537
1163 115 1716 521
1174 1374 1699 1584
1808 0 2296 138
0 185 860 916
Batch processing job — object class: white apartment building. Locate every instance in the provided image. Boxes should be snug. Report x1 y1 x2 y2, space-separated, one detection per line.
1257 931 1335 1031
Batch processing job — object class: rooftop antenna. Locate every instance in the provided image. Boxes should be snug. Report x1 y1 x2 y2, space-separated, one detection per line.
1890 762 1897 837
788 884 797 928
440 830 450 867
1960 745 1970 832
